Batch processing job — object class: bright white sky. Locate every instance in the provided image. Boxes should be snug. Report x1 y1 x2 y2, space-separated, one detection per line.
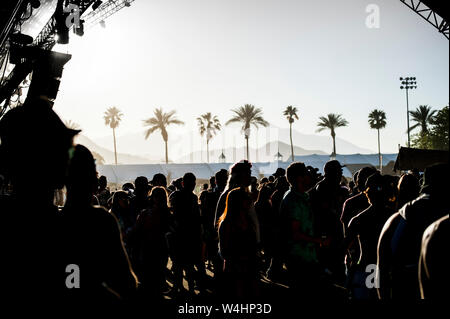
52 0 449 154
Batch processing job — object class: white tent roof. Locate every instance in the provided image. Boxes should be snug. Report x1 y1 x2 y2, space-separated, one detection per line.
97 153 398 185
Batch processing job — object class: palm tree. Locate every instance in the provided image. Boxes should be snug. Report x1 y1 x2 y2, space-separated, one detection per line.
316 113 349 158
226 104 269 161
283 106 299 161
409 105 437 136
103 107 123 165
368 109 387 171
197 112 221 163
143 108 184 164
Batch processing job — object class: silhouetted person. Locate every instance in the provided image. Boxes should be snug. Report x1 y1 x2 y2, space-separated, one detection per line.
132 186 171 298
308 166 322 188
254 183 273 275
340 167 378 235
214 161 259 242
129 176 149 225
122 182 135 196
280 162 329 299
205 169 228 274
168 177 183 195
60 144 138 306
377 163 449 300
218 187 259 300
309 160 349 282
0 97 80 306
209 176 217 191
110 190 134 251
151 173 167 188
250 176 259 202
267 175 290 281
97 175 111 208
342 173 395 299
397 173 420 210
214 161 259 296
340 166 377 278
199 183 209 206
419 214 449 300
169 173 205 295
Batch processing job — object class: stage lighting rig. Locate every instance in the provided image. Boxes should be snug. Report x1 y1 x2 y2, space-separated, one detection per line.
9 33 34 65
74 20 85 36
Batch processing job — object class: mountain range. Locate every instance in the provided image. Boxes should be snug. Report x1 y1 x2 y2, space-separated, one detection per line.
75 126 375 164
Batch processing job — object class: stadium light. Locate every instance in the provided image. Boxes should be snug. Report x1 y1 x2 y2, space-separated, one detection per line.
400 76 418 148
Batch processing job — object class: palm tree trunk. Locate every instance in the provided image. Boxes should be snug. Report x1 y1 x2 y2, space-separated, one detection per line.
289 122 294 161
378 128 381 172
246 136 249 161
165 140 168 164
332 132 336 158
207 139 210 163
113 127 118 165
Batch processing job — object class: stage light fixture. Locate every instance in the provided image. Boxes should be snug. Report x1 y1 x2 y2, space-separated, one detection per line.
74 20 85 36
56 27 69 44
9 33 34 64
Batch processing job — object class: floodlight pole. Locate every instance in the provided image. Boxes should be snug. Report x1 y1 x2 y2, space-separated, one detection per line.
400 77 417 148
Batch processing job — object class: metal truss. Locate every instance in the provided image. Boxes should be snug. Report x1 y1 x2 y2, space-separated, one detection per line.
32 0 97 50
0 0 136 107
82 0 135 28
0 0 96 106
400 0 449 39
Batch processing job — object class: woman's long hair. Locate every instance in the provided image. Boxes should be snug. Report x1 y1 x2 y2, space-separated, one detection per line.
149 186 169 210
218 187 250 228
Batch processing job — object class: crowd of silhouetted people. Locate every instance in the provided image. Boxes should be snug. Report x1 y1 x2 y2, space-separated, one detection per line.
0 98 448 311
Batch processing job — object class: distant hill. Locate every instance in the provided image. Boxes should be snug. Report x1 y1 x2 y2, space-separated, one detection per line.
175 141 327 163
274 127 375 154
83 125 376 164
74 135 158 164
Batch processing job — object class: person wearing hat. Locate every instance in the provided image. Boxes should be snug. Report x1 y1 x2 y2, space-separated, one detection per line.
0 98 80 305
273 167 286 179
279 162 330 299
377 163 449 300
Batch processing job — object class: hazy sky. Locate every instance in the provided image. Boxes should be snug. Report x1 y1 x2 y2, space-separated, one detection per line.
52 0 449 154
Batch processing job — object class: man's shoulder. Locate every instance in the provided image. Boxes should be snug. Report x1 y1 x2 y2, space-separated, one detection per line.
169 190 182 199
379 211 402 241
399 193 431 221
345 192 364 204
282 189 294 201
349 205 373 227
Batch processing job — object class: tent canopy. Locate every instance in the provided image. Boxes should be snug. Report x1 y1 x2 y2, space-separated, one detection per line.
394 147 449 172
